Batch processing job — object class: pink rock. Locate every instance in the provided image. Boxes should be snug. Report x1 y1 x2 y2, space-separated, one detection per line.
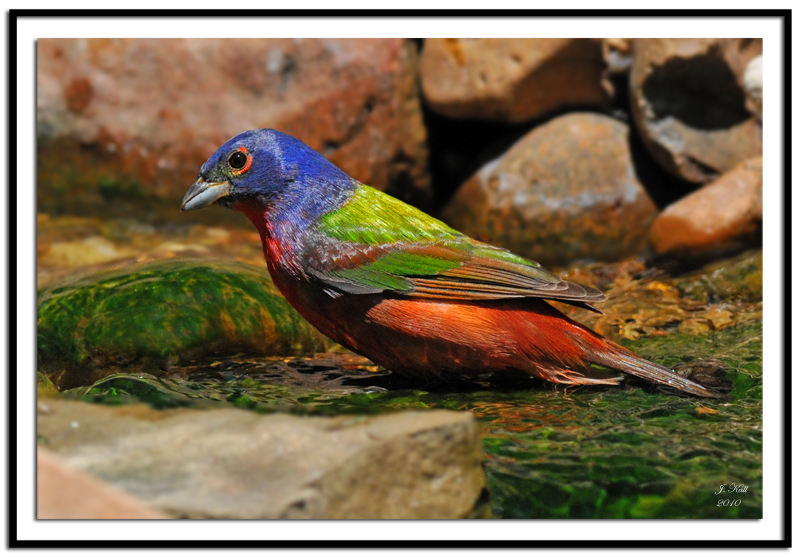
38 448 166 519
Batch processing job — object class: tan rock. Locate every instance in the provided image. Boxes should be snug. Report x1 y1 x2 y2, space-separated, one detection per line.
649 157 762 260
629 38 762 183
38 399 485 519
441 113 657 265
38 448 167 519
37 38 431 222
420 39 610 123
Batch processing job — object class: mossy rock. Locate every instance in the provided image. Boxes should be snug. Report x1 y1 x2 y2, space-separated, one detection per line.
38 258 326 389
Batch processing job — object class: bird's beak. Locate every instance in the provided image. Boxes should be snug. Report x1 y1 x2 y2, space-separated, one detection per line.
180 177 232 212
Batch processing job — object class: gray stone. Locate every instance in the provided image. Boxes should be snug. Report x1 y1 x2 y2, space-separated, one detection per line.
37 400 486 519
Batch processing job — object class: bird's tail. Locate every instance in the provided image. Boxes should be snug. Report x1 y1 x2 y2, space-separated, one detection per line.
590 340 721 398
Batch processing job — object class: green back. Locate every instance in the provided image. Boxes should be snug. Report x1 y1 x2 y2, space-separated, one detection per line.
310 185 604 304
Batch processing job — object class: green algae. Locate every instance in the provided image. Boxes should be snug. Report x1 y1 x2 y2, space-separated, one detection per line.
37 258 326 389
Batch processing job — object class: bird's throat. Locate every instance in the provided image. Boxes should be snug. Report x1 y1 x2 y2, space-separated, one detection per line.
234 201 270 237
233 200 309 282
233 201 282 262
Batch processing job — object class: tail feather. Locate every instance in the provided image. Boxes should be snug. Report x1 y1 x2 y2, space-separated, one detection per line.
518 300 720 397
593 343 721 398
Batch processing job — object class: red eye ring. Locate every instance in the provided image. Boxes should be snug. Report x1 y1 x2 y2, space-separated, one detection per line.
229 146 252 175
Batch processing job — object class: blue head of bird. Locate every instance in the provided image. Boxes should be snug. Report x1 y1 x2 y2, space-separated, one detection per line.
181 129 354 219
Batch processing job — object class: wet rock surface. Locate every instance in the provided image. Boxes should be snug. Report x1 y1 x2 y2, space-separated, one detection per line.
38 258 327 390
37 38 431 222
649 157 762 263
38 399 486 519
420 38 610 123
441 113 658 265
61 353 401 410
629 38 762 183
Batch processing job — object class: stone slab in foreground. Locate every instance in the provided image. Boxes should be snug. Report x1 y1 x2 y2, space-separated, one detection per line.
38 400 485 519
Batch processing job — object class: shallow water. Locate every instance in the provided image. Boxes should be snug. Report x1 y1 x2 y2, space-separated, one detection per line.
60 319 761 519
38 215 763 518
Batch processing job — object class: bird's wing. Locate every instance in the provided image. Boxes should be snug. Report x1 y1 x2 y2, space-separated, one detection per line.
305 185 607 306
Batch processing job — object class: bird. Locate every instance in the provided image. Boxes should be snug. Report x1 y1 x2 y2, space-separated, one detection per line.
181 129 718 398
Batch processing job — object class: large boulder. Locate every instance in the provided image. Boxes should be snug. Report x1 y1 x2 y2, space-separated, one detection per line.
649 157 762 262
441 113 658 265
629 38 762 184
38 399 486 519
37 38 431 221
420 39 610 123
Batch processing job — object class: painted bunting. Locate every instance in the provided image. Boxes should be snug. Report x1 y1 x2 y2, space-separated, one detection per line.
181 129 718 398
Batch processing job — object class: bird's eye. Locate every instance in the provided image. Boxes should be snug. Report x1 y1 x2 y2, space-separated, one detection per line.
228 150 248 170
